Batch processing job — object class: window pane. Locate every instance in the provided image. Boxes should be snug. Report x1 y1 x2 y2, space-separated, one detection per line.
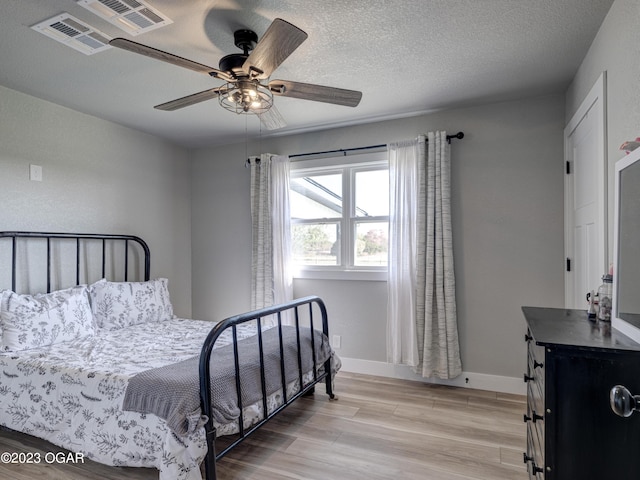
355 169 389 217
355 222 388 267
290 174 342 219
292 223 339 265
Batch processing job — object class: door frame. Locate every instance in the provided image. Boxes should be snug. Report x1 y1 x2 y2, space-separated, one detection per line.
564 72 607 308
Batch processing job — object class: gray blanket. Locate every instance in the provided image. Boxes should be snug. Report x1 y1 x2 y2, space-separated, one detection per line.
122 325 332 435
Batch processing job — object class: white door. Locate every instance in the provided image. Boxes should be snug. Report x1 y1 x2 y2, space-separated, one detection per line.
564 73 607 309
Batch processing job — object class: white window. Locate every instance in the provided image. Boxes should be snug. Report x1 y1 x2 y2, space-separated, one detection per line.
289 150 388 280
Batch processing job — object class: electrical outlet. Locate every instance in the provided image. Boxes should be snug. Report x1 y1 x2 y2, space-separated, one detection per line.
332 335 341 349
30 164 43 182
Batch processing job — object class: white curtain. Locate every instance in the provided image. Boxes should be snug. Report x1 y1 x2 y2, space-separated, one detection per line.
249 154 293 315
387 139 421 366
387 132 462 379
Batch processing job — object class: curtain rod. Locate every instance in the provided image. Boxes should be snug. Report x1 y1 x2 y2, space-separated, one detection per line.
288 131 464 159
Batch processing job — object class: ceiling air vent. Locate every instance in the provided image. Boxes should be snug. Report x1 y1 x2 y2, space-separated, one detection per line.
31 13 112 55
77 0 173 36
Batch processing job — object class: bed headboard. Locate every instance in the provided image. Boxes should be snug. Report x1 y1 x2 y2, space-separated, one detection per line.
0 231 150 293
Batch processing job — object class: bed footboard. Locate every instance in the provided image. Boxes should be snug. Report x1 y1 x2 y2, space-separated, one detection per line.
198 296 334 480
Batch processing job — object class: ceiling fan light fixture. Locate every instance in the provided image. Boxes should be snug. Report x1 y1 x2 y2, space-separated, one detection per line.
108 18 361 128
219 82 273 115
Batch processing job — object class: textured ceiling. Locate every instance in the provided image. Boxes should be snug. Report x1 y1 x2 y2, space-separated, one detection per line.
0 0 614 148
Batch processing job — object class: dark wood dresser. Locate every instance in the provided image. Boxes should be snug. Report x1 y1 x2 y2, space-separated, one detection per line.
522 306 640 479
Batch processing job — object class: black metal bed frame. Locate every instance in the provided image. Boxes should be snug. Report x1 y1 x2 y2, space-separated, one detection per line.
199 296 334 480
1 231 335 480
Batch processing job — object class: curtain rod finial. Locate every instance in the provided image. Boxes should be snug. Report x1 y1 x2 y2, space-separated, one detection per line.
447 131 464 144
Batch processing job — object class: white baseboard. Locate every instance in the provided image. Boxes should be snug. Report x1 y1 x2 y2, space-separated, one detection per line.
339 357 525 396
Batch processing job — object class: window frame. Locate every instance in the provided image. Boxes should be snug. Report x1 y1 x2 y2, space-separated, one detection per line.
289 150 388 281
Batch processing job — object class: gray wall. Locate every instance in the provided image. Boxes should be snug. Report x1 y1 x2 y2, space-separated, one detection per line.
191 94 566 379
0 66 569 382
2 0 631 383
565 0 640 261
0 85 193 317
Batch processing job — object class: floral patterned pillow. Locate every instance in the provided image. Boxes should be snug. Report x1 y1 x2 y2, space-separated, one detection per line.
0 285 95 352
88 278 174 331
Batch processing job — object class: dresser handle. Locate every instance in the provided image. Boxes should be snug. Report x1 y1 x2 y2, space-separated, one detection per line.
532 463 544 474
523 413 531 423
533 360 544 369
523 452 533 464
532 410 544 422
525 333 533 342
610 385 640 417
524 373 534 382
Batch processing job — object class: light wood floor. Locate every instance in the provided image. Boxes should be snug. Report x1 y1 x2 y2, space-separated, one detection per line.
0 372 527 480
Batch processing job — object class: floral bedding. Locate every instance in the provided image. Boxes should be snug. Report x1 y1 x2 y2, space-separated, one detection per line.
0 317 326 480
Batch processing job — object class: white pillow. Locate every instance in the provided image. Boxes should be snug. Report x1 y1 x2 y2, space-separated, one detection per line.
89 278 174 331
0 285 95 352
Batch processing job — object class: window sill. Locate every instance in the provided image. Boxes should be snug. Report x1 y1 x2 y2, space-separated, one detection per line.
293 269 387 282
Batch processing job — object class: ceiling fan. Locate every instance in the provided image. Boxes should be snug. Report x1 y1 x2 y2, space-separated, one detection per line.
109 18 362 130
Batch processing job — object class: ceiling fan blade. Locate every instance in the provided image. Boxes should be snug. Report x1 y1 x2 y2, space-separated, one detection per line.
154 87 225 111
242 19 308 79
258 105 287 130
110 38 232 81
269 80 362 107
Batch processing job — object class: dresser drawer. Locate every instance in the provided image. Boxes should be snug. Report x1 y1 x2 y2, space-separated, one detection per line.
527 336 545 393
526 425 545 479
527 382 545 448
527 371 544 413
526 390 545 473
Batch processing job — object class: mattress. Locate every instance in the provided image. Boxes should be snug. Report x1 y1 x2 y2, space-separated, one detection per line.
0 317 332 480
